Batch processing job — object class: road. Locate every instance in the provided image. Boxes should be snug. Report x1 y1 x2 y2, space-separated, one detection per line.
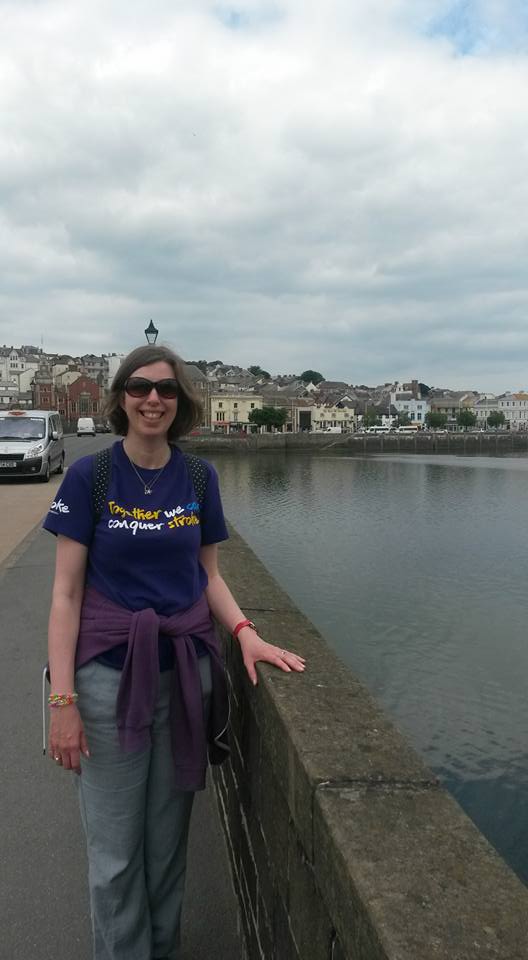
0 435 241 960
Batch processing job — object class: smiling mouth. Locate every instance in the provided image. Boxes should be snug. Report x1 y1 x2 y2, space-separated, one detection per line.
139 411 164 420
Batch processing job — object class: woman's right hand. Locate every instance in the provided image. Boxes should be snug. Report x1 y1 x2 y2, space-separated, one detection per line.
49 704 90 775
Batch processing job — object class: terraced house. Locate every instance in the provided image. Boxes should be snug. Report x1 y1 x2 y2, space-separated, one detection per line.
210 393 263 433
497 392 528 430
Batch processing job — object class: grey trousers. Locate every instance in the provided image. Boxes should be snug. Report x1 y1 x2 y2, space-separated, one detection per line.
75 657 212 960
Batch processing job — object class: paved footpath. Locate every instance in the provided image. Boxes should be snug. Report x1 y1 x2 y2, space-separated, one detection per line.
0 477 242 960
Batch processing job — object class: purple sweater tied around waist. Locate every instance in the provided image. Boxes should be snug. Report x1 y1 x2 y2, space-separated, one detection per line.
76 586 230 791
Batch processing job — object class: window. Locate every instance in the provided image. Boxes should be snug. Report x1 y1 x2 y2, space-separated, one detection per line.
217 411 225 421
250 403 255 409
234 402 238 409
218 402 223 409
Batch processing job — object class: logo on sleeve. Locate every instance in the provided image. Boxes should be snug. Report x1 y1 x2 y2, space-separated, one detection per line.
50 498 70 514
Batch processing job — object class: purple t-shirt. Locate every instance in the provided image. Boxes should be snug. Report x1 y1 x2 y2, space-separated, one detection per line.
43 441 229 667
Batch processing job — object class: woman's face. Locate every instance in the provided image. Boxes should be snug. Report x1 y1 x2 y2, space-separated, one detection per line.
120 360 179 442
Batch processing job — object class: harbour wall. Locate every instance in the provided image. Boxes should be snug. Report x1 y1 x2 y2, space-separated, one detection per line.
213 526 528 960
182 431 528 455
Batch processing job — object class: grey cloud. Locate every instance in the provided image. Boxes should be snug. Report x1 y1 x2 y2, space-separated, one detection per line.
1 0 527 393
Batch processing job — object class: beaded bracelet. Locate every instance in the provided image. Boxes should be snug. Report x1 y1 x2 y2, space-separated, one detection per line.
48 692 79 707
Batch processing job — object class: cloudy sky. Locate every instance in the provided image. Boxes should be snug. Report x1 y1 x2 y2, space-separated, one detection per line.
1 0 527 391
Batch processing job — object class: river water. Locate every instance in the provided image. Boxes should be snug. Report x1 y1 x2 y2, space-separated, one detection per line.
207 450 528 886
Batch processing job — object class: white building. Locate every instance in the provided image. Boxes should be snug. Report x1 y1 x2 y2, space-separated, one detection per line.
15 368 36 393
497 392 528 430
51 363 70 379
390 389 429 424
474 396 498 427
0 377 19 407
104 354 125 390
0 349 25 380
55 370 83 387
310 402 355 433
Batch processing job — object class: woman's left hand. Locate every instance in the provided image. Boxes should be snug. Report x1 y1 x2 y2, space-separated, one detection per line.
237 626 306 686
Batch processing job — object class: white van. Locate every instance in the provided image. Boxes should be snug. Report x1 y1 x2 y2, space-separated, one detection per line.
0 409 64 482
77 417 96 437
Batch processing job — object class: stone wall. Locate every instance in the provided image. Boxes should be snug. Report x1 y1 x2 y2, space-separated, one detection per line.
182 432 528 455
213 527 528 960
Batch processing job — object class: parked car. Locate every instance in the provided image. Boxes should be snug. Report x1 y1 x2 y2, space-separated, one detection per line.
0 409 64 481
77 417 96 437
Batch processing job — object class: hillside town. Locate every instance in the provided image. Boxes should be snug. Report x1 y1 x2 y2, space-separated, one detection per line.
1 343 527 433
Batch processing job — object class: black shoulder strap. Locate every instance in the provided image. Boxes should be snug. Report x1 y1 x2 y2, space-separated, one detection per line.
90 447 208 537
182 452 209 509
92 447 112 528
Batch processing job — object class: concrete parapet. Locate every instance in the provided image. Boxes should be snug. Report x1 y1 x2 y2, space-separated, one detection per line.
214 527 528 959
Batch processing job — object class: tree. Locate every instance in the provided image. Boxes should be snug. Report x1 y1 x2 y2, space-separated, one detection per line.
425 411 448 429
363 407 381 428
188 360 208 374
299 370 324 385
248 365 271 379
486 411 505 429
248 406 288 431
456 409 477 430
397 410 411 427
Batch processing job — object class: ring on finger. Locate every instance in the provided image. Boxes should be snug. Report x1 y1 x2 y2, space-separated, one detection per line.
281 649 288 657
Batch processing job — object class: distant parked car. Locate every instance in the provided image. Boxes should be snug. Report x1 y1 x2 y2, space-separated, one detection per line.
77 417 96 437
0 409 64 481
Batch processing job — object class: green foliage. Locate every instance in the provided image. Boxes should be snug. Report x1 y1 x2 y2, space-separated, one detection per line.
425 411 448 429
456 408 477 429
248 365 271 379
299 369 324 384
188 360 208 374
248 406 288 430
397 410 411 426
363 407 381 427
486 411 505 429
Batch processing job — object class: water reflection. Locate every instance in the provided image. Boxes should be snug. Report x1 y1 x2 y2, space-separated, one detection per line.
209 451 528 886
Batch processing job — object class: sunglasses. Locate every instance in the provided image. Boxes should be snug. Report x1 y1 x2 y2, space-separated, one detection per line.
124 377 179 399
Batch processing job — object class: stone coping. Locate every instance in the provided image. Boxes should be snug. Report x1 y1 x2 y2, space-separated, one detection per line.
218 526 528 959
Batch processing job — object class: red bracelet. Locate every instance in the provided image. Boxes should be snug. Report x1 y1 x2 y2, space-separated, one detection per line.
232 619 256 639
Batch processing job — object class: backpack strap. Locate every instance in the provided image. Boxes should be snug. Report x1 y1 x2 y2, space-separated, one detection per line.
91 447 113 530
182 452 209 510
90 447 208 538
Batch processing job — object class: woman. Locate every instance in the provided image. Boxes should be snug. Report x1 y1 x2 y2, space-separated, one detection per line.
44 344 305 960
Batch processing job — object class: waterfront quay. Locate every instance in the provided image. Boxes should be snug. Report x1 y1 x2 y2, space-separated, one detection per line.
180 429 528 456
2 435 528 959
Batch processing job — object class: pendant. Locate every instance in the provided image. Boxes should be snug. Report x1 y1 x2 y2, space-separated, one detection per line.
144 487 152 495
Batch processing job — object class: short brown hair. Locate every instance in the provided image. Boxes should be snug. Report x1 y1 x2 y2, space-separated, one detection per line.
105 345 203 439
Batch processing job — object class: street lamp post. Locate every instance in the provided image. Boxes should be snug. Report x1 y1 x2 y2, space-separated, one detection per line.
144 320 159 345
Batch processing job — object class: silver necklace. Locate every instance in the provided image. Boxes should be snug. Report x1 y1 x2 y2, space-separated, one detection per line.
125 448 170 496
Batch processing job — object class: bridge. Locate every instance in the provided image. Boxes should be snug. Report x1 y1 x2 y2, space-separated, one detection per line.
1 434 527 959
